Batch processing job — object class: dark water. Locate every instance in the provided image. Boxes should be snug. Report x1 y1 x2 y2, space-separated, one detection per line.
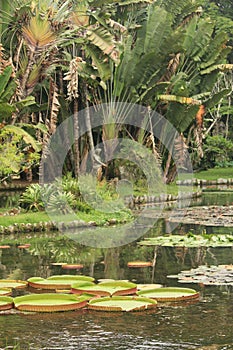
0 190 232 349
0 232 232 350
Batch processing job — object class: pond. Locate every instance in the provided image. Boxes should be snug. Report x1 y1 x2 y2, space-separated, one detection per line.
0 191 232 349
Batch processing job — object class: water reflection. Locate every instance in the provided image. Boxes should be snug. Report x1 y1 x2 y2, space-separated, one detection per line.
0 190 233 349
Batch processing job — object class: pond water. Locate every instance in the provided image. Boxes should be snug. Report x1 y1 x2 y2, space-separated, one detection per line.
0 191 232 349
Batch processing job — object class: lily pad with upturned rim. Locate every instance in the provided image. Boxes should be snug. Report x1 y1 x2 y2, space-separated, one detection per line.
127 261 153 268
137 284 163 291
0 296 14 311
27 275 95 290
0 288 12 296
88 296 157 312
14 293 89 312
62 264 84 270
137 287 200 302
0 280 28 290
71 281 137 297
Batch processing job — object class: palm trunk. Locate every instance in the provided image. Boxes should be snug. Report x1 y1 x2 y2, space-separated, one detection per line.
20 48 36 99
73 98 80 177
83 83 95 167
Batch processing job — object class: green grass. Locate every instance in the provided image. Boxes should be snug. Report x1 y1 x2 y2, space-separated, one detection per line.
0 212 50 227
0 208 133 227
194 167 233 180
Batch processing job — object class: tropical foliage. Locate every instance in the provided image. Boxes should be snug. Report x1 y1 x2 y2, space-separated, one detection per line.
0 0 232 182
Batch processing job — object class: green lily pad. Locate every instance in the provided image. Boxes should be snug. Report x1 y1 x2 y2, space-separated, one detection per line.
88 296 157 312
0 280 28 289
72 280 137 297
173 265 233 285
28 275 94 290
139 234 233 248
137 284 163 290
137 287 200 301
14 293 89 312
0 288 12 296
0 296 14 311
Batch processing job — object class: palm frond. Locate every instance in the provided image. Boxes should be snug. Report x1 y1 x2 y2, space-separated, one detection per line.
22 14 56 51
86 27 117 61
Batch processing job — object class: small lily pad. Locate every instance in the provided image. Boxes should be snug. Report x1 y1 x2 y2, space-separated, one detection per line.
173 265 233 286
88 296 157 312
62 264 84 270
127 261 153 268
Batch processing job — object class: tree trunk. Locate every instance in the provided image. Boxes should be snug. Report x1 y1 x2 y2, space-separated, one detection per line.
73 98 80 177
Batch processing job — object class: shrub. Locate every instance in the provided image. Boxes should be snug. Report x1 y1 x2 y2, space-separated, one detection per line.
201 135 233 169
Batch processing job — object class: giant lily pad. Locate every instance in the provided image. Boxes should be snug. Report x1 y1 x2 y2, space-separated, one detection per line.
88 296 157 312
71 281 137 297
0 288 12 296
62 264 84 270
0 280 27 290
0 296 14 311
139 234 233 248
28 275 94 290
137 284 163 291
137 287 200 301
14 293 89 312
127 261 153 268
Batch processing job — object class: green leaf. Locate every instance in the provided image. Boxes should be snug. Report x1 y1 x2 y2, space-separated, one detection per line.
15 96 36 109
204 88 231 109
3 125 41 152
0 80 17 102
0 66 12 98
0 103 15 118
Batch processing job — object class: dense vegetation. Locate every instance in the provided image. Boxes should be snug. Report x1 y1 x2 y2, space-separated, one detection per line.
0 0 232 185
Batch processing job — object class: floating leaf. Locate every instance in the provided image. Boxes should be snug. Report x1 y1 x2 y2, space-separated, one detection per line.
72 281 137 297
137 287 200 302
137 284 163 291
139 234 233 248
0 296 14 311
127 261 153 268
0 280 27 289
88 296 157 312
14 293 89 312
62 264 84 270
172 265 233 286
28 275 94 290
0 288 12 296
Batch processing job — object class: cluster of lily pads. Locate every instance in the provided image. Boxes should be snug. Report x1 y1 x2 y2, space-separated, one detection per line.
168 265 233 286
0 275 200 313
139 233 233 248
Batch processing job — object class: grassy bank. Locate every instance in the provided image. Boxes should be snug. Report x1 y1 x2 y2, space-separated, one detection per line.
194 167 233 180
0 208 133 227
